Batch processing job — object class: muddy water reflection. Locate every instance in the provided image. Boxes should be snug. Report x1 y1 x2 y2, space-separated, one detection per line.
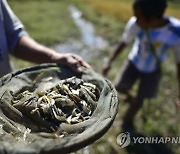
53 5 108 61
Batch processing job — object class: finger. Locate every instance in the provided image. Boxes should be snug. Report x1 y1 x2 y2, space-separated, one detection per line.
78 60 91 69
71 54 82 60
71 55 91 68
68 58 84 73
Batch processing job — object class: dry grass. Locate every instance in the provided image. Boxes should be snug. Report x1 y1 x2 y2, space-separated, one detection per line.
81 0 180 23
167 8 180 19
83 0 133 22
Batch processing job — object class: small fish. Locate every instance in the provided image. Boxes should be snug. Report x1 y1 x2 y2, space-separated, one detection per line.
12 76 99 130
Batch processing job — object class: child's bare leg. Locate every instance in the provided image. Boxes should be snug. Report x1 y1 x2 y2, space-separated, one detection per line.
122 96 144 129
119 92 134 103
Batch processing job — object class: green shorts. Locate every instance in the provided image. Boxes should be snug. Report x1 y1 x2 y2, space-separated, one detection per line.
114 60 161 99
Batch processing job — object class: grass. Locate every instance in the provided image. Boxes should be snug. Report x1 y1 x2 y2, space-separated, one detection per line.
76 0 180 22
9 0 81 69
5 0 180 153
70 1 180 153
78 0 133 22
8 0 80 46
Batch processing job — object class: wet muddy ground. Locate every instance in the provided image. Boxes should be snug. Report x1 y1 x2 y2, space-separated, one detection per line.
53 5 109 62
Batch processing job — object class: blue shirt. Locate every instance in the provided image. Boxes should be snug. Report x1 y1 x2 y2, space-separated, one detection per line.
0 0 27 77
122 16 180 73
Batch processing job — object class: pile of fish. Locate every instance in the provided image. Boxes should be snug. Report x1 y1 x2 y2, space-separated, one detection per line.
12 77 99 129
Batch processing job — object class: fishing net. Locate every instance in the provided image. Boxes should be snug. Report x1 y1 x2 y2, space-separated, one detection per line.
0 63 118 154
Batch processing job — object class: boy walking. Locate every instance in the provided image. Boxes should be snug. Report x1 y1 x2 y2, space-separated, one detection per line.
103 0 180 130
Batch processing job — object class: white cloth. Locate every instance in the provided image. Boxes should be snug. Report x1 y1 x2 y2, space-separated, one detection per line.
0 0 27 77
122 16 180 73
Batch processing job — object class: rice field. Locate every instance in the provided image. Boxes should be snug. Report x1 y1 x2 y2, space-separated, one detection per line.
6 0 180 153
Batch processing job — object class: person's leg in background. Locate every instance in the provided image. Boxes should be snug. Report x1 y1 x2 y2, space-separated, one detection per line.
114 60 139 103
122 69 161 131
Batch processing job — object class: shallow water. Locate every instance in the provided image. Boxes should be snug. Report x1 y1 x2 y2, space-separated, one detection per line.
53 5 108 61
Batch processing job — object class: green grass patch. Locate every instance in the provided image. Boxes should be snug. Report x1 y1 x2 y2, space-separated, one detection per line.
8 0 81 69
8 0 80 46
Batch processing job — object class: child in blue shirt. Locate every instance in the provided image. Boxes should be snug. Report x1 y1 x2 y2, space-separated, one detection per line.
103 0 180 130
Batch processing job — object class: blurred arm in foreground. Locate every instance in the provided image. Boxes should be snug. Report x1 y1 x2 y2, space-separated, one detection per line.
14 36 91 73
0 0 90 78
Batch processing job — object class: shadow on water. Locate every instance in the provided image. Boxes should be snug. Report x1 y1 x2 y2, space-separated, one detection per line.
53 5 109 62
125 130 174 154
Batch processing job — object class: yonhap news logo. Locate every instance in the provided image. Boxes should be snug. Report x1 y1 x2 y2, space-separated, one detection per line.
117 132 180 148
116 132 131 148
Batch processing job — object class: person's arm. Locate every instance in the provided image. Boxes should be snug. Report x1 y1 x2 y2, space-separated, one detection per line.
103 16 139 76
103 41 126 76
14 36 91 73
2 0 90 73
